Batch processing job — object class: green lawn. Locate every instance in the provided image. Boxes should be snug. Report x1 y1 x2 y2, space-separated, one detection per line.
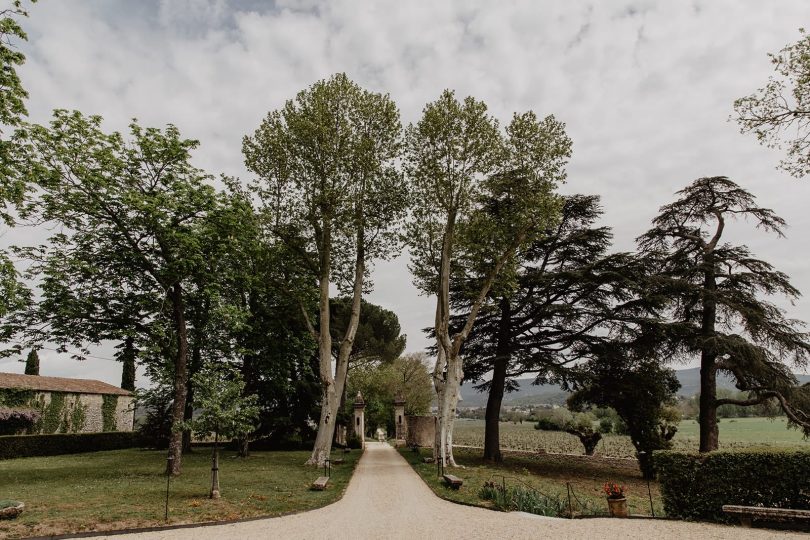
0 447 360 539
676 417 809 446
400 446 663 517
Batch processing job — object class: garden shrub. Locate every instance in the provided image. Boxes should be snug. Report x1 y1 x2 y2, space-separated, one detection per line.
479 481 570 517
0 432 141 460
654 448 810 522
346 434 362 449
0 408 41 435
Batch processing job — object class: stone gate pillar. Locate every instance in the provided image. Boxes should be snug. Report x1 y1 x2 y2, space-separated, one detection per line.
353 391 366 449
393 391 406 442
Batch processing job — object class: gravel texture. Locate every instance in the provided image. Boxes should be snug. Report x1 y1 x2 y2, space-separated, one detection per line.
108 442 801 539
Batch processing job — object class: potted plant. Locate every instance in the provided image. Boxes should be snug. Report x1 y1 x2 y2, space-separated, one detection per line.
603 482 628 517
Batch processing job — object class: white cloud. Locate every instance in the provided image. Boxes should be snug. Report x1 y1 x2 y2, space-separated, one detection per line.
5 0 810 383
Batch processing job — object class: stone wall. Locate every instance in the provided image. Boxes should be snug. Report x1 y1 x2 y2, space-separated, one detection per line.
30 392 134 434
405 415 435 448
115 396 134 431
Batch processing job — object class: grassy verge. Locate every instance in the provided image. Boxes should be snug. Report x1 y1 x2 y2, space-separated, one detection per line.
399 446 664 517
0 447 360 539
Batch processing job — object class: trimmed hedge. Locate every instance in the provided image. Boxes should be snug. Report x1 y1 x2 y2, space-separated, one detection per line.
0 432 142 460
654 448 810 522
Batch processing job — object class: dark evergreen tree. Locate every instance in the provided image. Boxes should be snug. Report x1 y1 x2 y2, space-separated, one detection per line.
456 195 637 462
638 176 810 451
23 348 38 375
567 343 681 478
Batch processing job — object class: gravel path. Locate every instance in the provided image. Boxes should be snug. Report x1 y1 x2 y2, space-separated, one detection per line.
111 442 799 539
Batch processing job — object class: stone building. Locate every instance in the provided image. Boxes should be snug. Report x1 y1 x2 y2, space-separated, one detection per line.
0 372 134 434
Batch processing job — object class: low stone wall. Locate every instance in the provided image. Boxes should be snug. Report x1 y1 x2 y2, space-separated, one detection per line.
405 415 435 448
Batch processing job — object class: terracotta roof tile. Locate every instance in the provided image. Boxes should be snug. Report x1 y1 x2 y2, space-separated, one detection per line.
0 373 132 396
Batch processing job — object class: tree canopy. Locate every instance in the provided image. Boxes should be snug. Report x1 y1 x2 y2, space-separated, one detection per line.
734 29 810 179
244 73 409 466
638 176 810 451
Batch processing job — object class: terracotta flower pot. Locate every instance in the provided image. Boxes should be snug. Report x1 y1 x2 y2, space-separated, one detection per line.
607 497 628 518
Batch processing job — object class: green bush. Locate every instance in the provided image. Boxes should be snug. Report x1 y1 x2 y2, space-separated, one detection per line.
0 432 141 460
346 434 362 449
654 448 810 522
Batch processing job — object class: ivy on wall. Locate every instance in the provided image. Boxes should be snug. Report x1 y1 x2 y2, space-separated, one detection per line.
0 388 35 408
102 395 118 432
0 390 88 434
40 392 65 434
70 396 87 433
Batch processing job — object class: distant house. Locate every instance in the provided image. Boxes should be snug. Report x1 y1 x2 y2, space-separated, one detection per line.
0 373 134 434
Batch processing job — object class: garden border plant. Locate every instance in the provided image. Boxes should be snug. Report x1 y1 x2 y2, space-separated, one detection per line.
654 448 810 522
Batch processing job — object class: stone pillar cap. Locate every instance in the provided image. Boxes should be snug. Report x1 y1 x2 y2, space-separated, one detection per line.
353 391 365 408
393 391 406 406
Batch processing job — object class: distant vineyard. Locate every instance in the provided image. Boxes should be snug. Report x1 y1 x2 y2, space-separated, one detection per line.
452 418 808 459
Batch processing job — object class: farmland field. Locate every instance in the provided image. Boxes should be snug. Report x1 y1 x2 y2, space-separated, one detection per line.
453 417 809 458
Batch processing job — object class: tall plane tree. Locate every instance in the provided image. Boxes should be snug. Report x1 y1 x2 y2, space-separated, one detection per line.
405 91 571 466
16 111 220 474
243 74 407 466
638 176 810 451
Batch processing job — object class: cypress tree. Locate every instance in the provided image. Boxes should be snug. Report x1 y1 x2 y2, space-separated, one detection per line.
24 348 39 375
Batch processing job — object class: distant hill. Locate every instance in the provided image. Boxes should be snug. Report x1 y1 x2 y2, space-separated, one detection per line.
459 368 810 408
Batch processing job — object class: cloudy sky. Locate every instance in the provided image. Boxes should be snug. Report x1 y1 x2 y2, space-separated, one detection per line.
2 0 809 385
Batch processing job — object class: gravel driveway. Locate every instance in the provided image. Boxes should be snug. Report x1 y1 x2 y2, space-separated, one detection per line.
109 442 800 539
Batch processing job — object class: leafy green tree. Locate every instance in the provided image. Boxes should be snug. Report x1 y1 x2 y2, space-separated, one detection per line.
405 90 571 466
0 1 35 319
563 412 601 456
457 195 637 462
199 182 319 456
22 347 37 375
638 176 810 452
14 111 221 474
734 29 810 178
344 353 432 436
244 73 408 466
568 344 681 479
330 298 406 366
179 364 259 499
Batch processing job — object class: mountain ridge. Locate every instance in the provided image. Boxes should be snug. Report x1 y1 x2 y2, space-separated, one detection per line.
459 367 810 408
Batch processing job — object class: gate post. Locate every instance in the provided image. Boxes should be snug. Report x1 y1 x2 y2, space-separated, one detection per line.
393 391 406 444
353 391 366 449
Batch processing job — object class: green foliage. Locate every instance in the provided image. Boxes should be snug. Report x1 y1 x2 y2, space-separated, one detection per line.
734 29 810 178
23 348 38 375
39 393 64 434
0 407 39 435
638 176 810 447
179 364 259 442
135 384 173 449
654 449 810 522
69 397 86 432
568 349 681 478
479 481 569 517
344 353 433 435
0 387 33 408
101 395 118 432
330 298 406 364
346 433 362 449
0 431 140 460
244 73 409 463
